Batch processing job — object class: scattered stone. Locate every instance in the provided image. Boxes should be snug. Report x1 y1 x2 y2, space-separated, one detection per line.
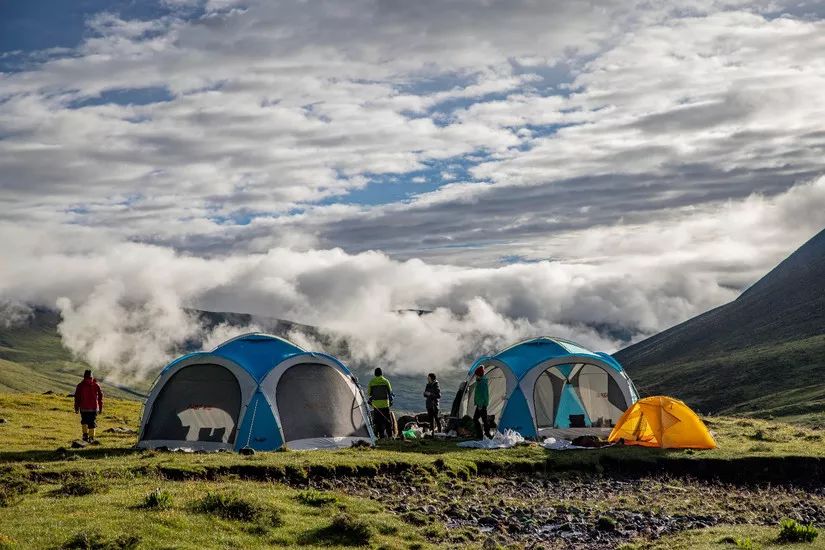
596 515 617 531
0 418 7 424
104 427 136 434
71 440 88 449
239 447 255 456
283 467 825 548
42 390 55 395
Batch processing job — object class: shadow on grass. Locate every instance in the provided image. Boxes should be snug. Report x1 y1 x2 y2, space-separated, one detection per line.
0 446 143 463
372 439 482 454
4 438 824 488
298 513 373 546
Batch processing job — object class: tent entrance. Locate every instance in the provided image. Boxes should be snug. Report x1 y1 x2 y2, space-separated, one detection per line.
462 365 507 419
275 363 369 442
533 363 628 429
143 364 242 444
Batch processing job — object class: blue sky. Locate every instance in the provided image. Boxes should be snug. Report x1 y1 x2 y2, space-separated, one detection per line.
0 1 178 71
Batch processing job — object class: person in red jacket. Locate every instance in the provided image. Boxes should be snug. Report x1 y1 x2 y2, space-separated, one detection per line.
74 370 103 443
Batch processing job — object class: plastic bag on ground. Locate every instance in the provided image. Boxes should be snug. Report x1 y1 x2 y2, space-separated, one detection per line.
457 429 525 449
541 437 593 450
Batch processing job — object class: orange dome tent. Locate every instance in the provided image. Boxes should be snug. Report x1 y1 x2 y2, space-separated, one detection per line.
608 396 716 449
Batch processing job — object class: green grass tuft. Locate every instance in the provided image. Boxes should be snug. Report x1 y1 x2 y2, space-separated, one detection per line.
60 531 140 550
193 492 260 521
193 492 281 527
139 488 172 510
51 478 104 498
0 468 36 508
402 511 431 526
296 489 338 507
302 513 373 546
596 515 617 531
777 518 818 543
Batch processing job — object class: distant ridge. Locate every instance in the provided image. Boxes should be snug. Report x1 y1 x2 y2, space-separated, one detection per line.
0 307 465 411
615 227 825 422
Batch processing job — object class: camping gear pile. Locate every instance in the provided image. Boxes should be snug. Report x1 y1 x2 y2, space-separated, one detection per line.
457 429 526 449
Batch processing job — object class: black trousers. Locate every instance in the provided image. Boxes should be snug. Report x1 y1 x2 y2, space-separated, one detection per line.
80 411 98 429
372 408 392 438
473 406 491 439
426 404 442 432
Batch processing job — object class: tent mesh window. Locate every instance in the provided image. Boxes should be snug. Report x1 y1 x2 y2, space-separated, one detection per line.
533 368 565 428
462 366 507 420
533 363 629 428
144 364 241 444
571 364 627 428
275 363 369 442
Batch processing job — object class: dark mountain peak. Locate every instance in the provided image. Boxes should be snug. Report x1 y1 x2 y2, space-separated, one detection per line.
616 227 825 369
737 226 825 302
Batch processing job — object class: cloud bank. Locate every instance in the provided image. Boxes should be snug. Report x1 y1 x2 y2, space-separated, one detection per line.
1 177 823 383
1 0 824 384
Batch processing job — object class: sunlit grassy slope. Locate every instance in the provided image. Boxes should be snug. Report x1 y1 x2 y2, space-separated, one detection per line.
0 309 143 399
628 335 825 425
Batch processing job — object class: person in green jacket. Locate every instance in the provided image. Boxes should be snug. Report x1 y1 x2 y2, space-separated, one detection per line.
472 366 492 439
367 368 395 438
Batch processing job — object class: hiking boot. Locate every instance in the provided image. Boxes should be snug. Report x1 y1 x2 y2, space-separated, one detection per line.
89 438 101 446
82 434 89 442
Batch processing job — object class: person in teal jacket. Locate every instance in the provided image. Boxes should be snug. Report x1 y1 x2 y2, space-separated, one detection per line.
472 366 492 439
367 368 395 438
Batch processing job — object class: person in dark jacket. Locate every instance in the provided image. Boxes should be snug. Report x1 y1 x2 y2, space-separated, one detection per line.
423 373 442 433
472 366 492 439
74 369 103 443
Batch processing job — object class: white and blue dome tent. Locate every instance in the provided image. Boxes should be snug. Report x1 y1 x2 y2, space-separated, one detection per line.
137 333 374 451
455 337 639 439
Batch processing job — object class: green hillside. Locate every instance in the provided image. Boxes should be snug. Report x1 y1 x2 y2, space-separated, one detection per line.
616 227 825 424
626 334 825 425
0 309 142 399
0 308 465 412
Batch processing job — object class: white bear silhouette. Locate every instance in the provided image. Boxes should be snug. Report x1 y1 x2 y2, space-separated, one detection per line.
177 407 235 442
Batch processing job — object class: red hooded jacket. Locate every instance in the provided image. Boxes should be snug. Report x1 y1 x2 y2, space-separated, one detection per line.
75 377 103 413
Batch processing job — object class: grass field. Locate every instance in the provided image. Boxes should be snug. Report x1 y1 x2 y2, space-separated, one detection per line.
628 334 825 426
3 393 825 548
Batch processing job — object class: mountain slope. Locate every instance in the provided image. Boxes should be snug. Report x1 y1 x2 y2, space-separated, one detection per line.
0 309 143 399
615 227 825 421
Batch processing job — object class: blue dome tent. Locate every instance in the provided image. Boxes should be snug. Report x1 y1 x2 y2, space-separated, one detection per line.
456 337 639 439
138 333 374 451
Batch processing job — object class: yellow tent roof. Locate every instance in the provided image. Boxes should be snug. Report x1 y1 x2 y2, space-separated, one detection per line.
608 396 717 449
